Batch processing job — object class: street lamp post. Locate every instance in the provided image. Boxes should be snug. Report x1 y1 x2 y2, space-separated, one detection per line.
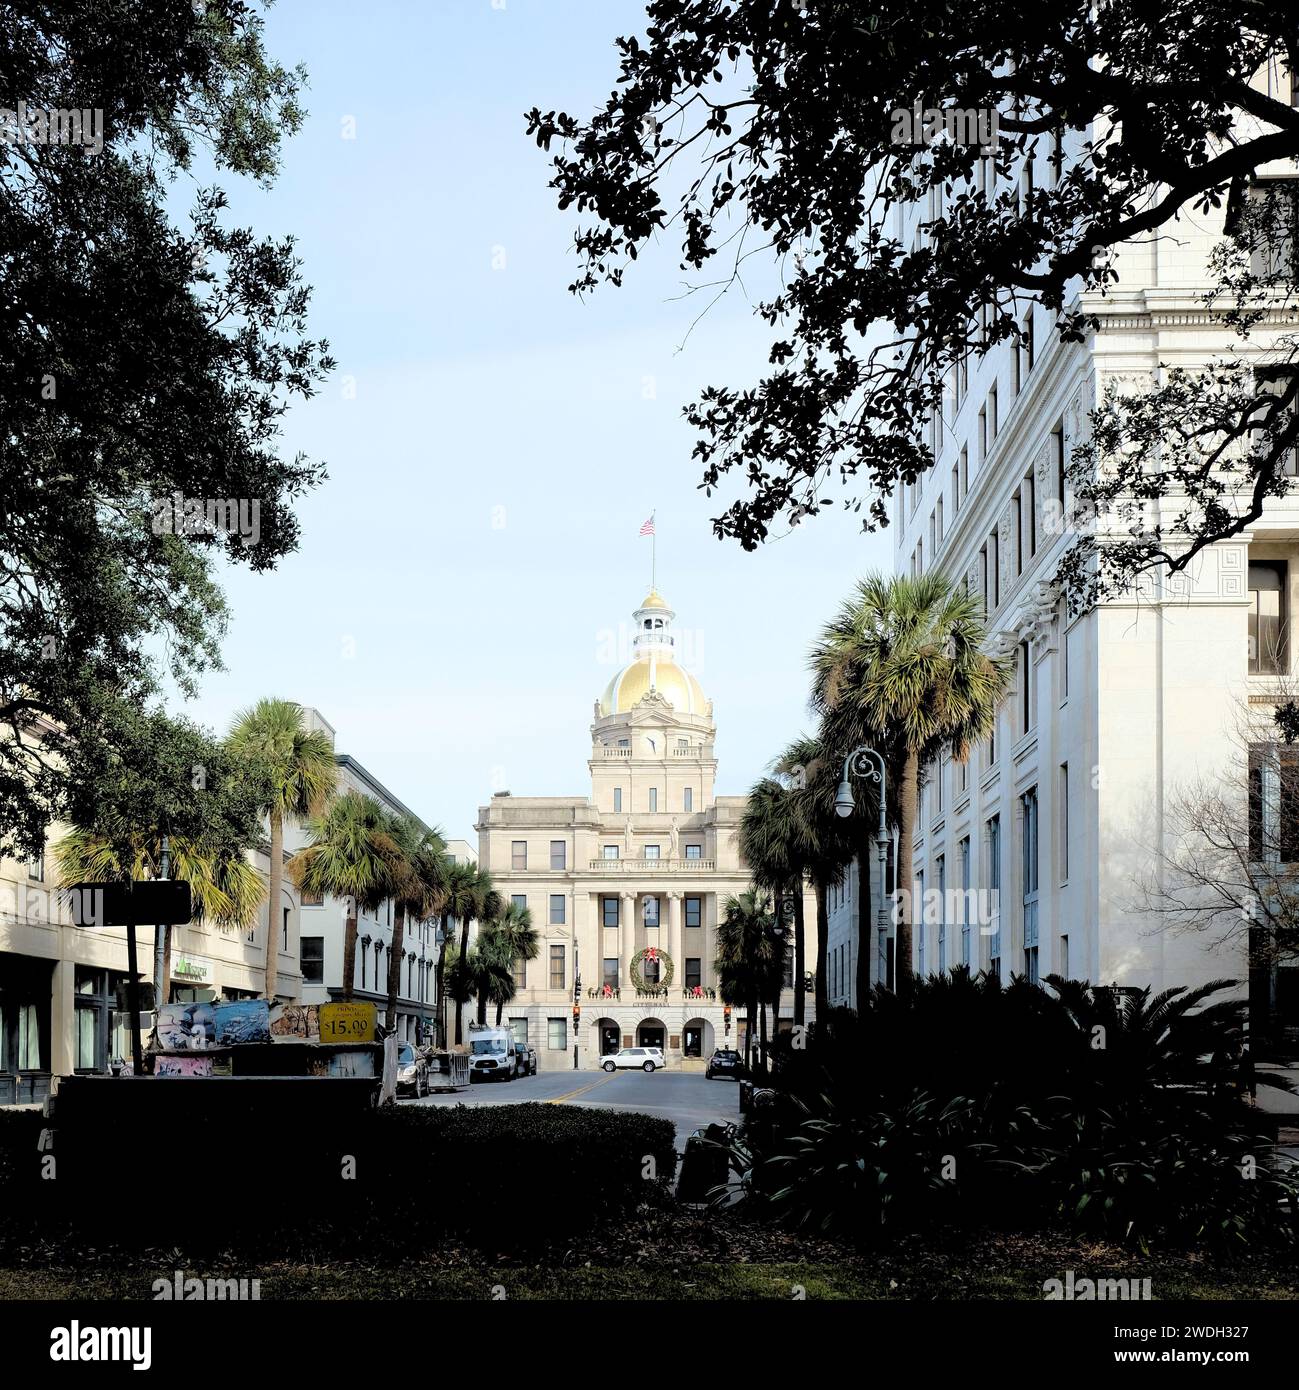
835 746 890 998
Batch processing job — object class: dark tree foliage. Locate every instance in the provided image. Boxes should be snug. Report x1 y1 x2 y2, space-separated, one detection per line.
0 1 333 856
527 0 1299 596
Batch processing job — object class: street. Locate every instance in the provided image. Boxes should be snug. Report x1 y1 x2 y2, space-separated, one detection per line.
403 1068 744 1152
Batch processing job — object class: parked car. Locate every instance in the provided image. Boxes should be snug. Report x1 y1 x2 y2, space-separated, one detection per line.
513 1040 538 1076
396 1041 429 1098
705 1047 746 1081
602 1046 665 1073
467 1022 517 1081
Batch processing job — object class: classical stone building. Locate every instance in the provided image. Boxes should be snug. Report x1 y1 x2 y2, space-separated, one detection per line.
476 588 815 1072
839 93 1299 1034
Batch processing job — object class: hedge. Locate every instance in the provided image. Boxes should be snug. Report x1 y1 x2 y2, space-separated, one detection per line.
0 1100 676 1257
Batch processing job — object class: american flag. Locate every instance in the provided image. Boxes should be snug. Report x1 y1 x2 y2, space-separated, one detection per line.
639 515 655 536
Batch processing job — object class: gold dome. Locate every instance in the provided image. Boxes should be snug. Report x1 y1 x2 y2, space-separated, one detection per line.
600 656 707 716
640 589 669 611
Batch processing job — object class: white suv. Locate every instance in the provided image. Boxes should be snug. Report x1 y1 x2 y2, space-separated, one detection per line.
603 1046 665 1073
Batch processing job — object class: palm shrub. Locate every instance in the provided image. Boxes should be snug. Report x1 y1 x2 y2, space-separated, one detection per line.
737 972 1298 1251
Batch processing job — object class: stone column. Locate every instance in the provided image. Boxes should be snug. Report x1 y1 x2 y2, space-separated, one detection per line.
667 891 683 996
49 953 75 1078
621 892 636 996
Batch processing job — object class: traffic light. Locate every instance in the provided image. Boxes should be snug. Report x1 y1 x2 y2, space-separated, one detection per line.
723 1003 732 1034
572 1003 581 1029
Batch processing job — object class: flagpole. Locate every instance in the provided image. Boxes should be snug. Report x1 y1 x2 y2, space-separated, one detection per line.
651 513 656 591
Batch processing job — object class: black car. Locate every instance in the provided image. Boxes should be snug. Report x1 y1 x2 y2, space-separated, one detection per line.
705 1048 746 1080
513 1040 538 1076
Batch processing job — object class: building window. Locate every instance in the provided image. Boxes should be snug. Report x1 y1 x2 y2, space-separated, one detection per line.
685 958 702 991
648 787 658 813
27 846 44 881
511 841 527 871
550 840 566 870
916 868 926 977
1022 788 1040 984
1249 744 1299 863
979 406 987 463
988 815 1002 978
549 893 565 925
644 844 660 860
1060 934 1069 980
301 937 324 985
991 530 1000 607
959 836 972 968
936 855 946 973
1020 641 1033 734
547 1017 567 1050
643 954 661 984
685 896 702 928
300 886 323 907
282 906 290 952
1024 471 1036 559
1058 763 1069 883
1054 426 1067 514
512 893 526 912
603 958 619 990
1249 560 1287 674
685 843 702 859
613 787 622 813
549 945 565 990
683 787 693 812
602 896 619 928
513 957 527 988
602 845 619 860
1013 491 1023 576
17 1003 40 1070
643 896 660 927
509 1017 528 1045
990 383 999 440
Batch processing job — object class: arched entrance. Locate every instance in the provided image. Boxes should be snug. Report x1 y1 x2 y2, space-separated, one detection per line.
596 1017 620 1056
637 1016 666 1050
682 1017 713 1060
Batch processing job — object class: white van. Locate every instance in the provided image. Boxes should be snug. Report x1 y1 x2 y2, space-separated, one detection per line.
467 1023 517 1081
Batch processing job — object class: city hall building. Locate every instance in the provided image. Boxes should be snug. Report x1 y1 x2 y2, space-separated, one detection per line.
476 589 816 1071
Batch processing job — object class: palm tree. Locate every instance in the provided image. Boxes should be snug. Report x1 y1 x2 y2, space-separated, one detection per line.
227 699 336 1002
469 929 519 1025
813 574 1011 999
715 889 783 1075
288 791 398 1002
739 778 807 1026
454 866 503 1045
489 899 538 1023
382 814 449 1033
435 859 479 1047
55 828 264 996
774 736 854 1021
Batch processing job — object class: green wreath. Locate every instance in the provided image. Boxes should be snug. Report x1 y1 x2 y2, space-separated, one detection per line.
630 947 674 992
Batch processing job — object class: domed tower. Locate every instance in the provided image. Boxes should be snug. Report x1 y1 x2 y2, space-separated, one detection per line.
590 589 716 816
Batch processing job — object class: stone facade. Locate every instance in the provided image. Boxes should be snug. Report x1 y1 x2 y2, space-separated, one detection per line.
476 589 816 1071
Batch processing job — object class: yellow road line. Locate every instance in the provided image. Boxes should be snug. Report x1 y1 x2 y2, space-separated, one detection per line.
545 1074 615 1105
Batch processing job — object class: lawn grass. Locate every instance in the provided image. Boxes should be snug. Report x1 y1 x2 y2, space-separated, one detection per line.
2 1233 1295 1301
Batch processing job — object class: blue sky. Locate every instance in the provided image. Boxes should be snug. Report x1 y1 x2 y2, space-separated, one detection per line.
174 0 891 841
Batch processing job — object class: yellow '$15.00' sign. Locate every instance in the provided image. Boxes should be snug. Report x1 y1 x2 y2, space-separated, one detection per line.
319 1001 377 1043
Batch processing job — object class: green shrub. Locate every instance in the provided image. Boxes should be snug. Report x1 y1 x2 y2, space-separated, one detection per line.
0 1099 676 1257
740 972 1298 1251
